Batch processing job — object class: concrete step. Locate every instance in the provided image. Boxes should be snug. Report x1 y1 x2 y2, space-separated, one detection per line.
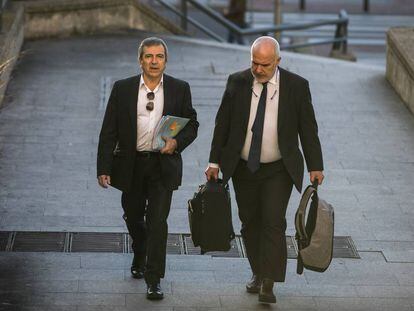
1 252 414 310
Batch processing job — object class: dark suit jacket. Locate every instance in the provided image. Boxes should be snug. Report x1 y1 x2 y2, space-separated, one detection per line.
97 74 198 192
209 67 323 193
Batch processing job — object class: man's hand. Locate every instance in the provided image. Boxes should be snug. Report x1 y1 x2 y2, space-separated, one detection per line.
310 171 324 185
160 137 177 155
205 166 219 181
98 175 111 188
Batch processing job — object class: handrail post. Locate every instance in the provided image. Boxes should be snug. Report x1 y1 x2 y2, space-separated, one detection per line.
341 12 348 55
0 0 6 32
274 0 282 41
331 25 341 52
181 0 188 31
363 0 369 12
330 10 354 61
300 0 305 11
332 11 347 53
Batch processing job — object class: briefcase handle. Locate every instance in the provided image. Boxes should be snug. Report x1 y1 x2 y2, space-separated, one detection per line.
204 179 229 193
312 179 319 190
295 178 321 248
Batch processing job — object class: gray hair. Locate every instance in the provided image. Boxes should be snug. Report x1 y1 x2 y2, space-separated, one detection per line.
138 37 168 61
251 36 280 58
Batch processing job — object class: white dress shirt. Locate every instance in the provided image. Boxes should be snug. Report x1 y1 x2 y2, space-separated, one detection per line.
241 69 281 163
209 69 281 168
137 75 164 151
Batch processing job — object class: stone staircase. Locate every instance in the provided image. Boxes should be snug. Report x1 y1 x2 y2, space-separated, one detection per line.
0 31 413 310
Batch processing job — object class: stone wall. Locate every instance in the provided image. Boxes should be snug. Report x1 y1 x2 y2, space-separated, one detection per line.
0 4 25 108
23 0 185 39
386 27 414 115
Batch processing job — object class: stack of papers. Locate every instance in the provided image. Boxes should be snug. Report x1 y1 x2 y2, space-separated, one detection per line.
152 115 190 150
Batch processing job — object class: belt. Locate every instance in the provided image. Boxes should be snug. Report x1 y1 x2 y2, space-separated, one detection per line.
240 158 283 165
136 151 158 158
240 158 284 170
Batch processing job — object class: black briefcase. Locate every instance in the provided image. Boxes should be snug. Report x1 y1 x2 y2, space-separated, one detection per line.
188 179 235 253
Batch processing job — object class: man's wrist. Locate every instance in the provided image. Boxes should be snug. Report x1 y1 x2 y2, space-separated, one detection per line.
208 163 220 169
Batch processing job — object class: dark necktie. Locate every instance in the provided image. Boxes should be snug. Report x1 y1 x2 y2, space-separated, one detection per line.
247 82 268 173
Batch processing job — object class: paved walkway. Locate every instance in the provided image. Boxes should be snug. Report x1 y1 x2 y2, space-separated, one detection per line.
0 32 413 310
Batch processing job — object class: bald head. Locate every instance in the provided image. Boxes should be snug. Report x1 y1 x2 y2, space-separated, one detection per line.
250 36 281 83
251 36 280 59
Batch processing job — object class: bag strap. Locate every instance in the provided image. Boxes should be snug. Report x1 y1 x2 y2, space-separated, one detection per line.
295 181 319 275
226 183 235 240
297 254 304 274
295 185 316 242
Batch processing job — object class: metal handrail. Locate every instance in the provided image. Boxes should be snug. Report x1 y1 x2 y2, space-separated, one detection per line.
154 0 243 34
155 0 225 42
299 0 370 12
0 0 9 32
241 13 348 36
151 0 350 56
282 36 346 50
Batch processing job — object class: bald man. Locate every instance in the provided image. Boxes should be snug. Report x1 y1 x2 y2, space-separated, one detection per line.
206 37 324 304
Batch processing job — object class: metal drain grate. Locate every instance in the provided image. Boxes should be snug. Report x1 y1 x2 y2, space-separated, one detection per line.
287 236 360 259
238 236 298 259
0 232 10 251
286 236 298 259
128 233 184 254
209 238 242 258
167 234 184 254
183 235 242 257
0 231 360 259
70 232 124 253
333 236 360 259
12 232 66 252
127 235 133 253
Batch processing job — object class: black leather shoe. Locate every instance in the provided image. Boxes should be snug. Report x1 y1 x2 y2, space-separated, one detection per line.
130 254 145 279
258 278 276 304
146 283 164 300
246 274 261 293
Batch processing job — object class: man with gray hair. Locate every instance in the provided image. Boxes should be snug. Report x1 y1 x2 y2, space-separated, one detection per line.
97 37 198 300
206 36 324 303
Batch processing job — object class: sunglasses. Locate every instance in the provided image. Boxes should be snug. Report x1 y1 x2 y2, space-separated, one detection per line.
146 92 155 111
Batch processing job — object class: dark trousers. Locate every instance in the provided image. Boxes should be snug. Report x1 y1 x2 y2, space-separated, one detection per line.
232 159 293 282
121 153 173 285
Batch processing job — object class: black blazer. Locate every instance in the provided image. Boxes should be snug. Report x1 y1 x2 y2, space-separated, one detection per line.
97 74 198 192
209 67 323 193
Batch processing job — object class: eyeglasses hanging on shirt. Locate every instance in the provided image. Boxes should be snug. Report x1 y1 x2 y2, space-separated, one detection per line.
252 87 277 100
146 92 155 111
